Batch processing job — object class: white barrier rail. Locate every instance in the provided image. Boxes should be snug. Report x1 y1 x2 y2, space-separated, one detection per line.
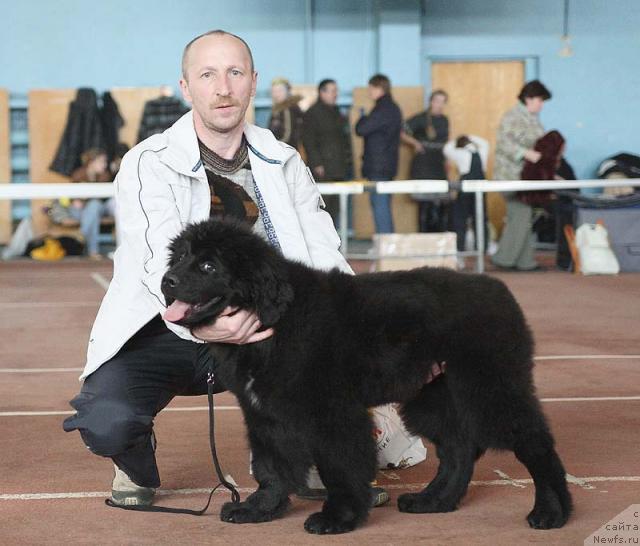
2 179 638 271
0 181 366 254
0 182 114 200
462 178 640 272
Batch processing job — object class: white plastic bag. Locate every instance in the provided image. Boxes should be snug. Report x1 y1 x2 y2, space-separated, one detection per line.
372 404 427 469
576 223 620 275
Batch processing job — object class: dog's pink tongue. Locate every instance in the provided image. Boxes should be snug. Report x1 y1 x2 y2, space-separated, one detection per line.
163 300 192 323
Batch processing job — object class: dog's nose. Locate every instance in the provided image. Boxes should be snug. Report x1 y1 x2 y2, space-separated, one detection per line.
163 274 179 289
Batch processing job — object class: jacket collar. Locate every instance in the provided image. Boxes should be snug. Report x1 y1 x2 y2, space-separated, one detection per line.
375 94 393 106
159 111 295 175
516 102 539 121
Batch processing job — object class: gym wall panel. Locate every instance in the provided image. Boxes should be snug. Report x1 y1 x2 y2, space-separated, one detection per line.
0 89 10 243
28 89 77 236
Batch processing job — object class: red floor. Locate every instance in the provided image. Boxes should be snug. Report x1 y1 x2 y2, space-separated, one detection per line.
1 260 639 545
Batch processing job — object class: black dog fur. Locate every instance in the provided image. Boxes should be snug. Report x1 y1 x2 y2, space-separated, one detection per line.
161 219 572 534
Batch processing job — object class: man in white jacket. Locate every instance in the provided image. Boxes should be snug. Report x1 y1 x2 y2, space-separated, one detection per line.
63 30 357 507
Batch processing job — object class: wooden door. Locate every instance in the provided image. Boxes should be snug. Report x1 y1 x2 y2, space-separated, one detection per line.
0 89 10 243
431 61 524 237
350 86 424 238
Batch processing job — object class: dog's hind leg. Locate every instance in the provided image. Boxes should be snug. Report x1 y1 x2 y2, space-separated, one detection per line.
512 419 572 529
303 410 377 535
398 441 477 514
397 383 480 514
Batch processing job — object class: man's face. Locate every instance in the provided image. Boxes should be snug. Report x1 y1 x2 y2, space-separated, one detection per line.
430 93 447 115
91 154 108 173
180 34 257 134
319 82 338 105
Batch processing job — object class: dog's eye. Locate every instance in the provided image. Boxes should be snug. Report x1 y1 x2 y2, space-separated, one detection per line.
200 261 216 274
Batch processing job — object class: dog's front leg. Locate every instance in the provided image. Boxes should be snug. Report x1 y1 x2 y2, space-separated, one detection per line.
220 433 292 524
304 410 377 534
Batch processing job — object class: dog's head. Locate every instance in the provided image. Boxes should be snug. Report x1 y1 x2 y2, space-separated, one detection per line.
161 219 293 329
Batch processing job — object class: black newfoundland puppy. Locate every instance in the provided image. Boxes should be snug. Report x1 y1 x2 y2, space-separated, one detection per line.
161 219 571 535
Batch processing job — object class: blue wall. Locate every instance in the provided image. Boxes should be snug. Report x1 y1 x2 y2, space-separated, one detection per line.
422 0 640 178
2 0 638 179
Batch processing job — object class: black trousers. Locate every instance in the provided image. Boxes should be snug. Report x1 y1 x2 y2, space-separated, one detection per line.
62 316 225 488
451 192 488 252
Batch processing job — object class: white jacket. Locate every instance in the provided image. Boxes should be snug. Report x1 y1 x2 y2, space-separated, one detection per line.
82 112 351 379
443 135 489 178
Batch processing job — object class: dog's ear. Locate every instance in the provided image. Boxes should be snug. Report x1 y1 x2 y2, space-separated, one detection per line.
249 256 294 327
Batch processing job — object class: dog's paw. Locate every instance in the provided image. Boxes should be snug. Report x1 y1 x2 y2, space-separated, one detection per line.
304 512 358 535
527 501 567 529
397 492 457 514
220 501 274 524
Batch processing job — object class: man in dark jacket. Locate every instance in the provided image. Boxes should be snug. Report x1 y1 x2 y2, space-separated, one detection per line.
302 79 352 224
355 74 402 233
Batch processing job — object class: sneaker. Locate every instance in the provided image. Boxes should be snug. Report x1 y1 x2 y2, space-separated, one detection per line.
370 485 390 507
110 464 156 507
296 467 390 507
295 466 327 500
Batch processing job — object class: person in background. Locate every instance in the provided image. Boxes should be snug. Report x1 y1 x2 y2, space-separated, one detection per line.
268 77 304 149
443 135 489 256
401 90 450 232
492 80 551 271
68 147 113 260
302 78 352 224
355 74 402 233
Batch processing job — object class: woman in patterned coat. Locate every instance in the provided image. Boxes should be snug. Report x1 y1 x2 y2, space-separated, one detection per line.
492 80 552 271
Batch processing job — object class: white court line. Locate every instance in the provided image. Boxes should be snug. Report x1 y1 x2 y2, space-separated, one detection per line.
0 302 98 308
3 396 640 417
0 368 83 373
493 469 526 489
90 272 110 290
540 396 640 402
0 354 638 375
0 352 640 374
566 473 596 490
0 406 241 417
2 475 639 501
535 355 640 361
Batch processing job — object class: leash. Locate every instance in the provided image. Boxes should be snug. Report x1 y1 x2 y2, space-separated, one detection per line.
105 367 241 515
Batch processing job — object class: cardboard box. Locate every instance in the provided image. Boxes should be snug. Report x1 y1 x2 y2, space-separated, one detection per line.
372 232 458 271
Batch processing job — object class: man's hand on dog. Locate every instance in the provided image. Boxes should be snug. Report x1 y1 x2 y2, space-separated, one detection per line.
192 306 274 344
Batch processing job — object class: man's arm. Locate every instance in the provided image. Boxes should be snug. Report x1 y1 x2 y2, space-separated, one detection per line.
116 149 186 314
469 135 490 171
302 110 322 172
285 152 353 274
355 105 386 137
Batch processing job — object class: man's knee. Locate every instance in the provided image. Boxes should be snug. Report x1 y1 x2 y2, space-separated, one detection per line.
64 394 153 457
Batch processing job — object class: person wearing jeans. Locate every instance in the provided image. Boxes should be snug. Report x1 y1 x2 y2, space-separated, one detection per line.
355 74 402 234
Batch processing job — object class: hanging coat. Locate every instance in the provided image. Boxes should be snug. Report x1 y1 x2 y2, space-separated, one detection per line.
50 88 104 177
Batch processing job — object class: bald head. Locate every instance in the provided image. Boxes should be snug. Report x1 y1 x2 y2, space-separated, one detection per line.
182 30 254 81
